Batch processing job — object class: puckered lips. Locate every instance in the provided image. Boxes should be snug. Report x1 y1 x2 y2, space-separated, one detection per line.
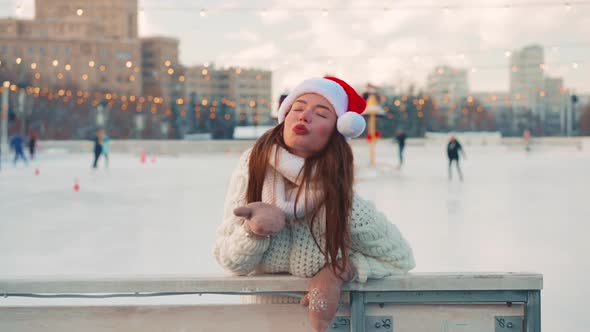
293 124 309 135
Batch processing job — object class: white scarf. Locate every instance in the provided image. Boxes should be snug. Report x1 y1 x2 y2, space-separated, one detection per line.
262 146 322 220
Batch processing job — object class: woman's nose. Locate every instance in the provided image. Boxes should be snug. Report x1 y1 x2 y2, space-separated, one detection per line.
298 108 312 122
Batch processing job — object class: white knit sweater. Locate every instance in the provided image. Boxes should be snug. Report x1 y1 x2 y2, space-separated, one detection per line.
213 147 415 283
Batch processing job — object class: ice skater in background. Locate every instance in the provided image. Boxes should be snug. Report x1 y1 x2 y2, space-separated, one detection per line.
394 129 407 169
10 133 28 166
28 132 37 160
523 129 531 152
91 129 104 169
447 136 465 181
101 131 110 168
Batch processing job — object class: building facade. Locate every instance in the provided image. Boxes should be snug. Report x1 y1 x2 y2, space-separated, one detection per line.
0 0 142 95
184 65 272 125
141 37 181 99
426 65 469 106
35 0 138 41
509 45 544 114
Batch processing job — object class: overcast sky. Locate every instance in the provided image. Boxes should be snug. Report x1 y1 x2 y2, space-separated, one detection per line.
6 0 590 99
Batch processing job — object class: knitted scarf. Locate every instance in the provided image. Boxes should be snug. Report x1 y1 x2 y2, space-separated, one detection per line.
263 146 322 220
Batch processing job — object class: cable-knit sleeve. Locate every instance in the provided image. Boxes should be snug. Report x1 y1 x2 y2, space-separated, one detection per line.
348 193 415 283
213 148 271 275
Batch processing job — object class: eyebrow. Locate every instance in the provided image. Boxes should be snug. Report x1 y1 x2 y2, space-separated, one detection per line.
293 99 332 112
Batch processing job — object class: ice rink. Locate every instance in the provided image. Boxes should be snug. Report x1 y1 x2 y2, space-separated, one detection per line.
1 142 589 331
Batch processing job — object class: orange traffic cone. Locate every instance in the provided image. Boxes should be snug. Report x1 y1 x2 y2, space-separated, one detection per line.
73 178 80 192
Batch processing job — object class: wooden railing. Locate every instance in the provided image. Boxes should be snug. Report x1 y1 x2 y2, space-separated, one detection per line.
0 272 542 332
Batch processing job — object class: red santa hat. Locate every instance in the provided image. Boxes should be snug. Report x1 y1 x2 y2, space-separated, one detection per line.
277 76 367 138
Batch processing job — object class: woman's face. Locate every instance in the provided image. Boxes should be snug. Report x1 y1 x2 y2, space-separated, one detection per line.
283 93 337 158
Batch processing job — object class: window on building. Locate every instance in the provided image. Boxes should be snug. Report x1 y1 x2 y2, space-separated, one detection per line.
116 51 131 59
40 47 45 55
54 47 59 55
65 47 71 55
128 14 135 38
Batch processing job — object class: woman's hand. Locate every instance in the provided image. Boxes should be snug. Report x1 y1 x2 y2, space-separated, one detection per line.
233 202 286 237
300 264 355 332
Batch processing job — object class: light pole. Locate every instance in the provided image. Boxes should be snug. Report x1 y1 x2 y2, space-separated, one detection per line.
96 104 105 127
135 113 145 139
1 81 10 153
160 121 169 139
365 94 384 167
17 86 25 134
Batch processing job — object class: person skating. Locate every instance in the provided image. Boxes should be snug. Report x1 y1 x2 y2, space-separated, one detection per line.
102 132 110 168
394 129 407 168
91 129 104 169
447 136 465 181
28 132 37 160
10 133 28 166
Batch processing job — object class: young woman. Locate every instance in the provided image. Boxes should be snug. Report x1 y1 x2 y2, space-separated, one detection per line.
214 76 415 332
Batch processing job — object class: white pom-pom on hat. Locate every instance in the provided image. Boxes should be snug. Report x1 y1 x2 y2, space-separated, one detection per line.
277 76 367 138
337 112 366 138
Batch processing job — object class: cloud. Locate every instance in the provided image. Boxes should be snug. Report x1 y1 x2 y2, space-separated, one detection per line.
217 43 281 68
224 31 260 42
104 0 590 94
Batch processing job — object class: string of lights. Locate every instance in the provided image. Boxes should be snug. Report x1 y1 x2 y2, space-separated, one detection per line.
1 38 587 72
6 1 590 15
0 76 572 119
139 2 590 13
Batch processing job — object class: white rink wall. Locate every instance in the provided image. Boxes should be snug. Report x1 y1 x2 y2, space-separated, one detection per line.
33 135 589 155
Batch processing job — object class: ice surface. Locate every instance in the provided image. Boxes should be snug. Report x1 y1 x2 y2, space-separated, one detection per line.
0 142 588 331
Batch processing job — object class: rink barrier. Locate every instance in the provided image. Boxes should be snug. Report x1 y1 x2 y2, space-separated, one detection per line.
0 272 542 332
35 136 587 155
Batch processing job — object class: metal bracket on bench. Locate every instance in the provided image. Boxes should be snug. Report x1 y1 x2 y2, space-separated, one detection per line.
495 316 523 331
328 316 350 332
366 316 394 331
327 315 394 332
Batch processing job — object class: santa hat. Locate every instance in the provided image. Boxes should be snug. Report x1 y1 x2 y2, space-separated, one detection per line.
277 76 367 138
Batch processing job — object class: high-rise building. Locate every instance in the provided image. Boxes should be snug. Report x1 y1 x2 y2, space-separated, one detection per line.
509 45 544 113
426 66 469 105
184 65 272 125
141 37 181 98
35 0 138 40
0 0 142 95
185 65 226 98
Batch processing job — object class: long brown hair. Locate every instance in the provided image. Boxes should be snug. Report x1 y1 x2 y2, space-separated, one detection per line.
246 122 355 277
